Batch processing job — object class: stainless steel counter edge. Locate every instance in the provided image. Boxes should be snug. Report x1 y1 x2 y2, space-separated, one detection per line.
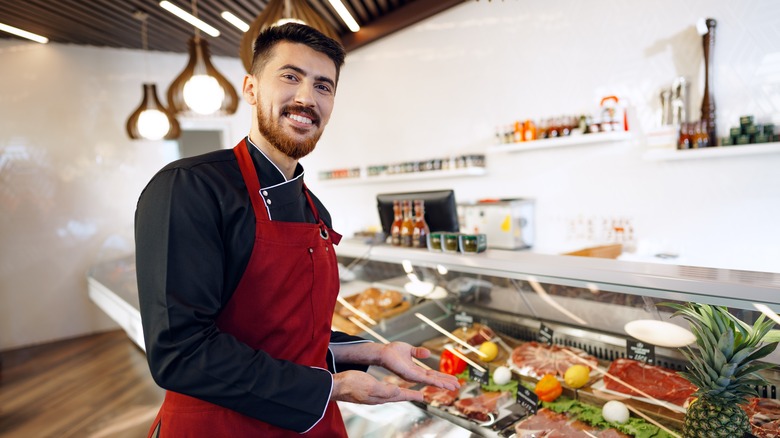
336 239 780 311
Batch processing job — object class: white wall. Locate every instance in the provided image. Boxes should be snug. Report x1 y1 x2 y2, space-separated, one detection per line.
308 0 780 272
0 41 250 350
1 0 779 350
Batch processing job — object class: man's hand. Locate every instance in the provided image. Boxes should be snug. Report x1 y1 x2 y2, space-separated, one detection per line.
378 342 460 391
328 341 461 405
331 370 423 404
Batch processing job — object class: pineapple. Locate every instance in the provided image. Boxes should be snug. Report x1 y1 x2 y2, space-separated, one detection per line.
665 303 780 437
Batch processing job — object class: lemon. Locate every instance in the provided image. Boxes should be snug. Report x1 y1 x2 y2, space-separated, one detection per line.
564 364 590 388
479 341 498 362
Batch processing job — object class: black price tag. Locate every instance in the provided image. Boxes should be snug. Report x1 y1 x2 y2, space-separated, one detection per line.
538 323 554 345
469 364 489 385
627 339 656 365
455 312 473 329
516 385 539 415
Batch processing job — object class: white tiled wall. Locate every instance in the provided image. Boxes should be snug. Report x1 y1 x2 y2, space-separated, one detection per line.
1 0 779 350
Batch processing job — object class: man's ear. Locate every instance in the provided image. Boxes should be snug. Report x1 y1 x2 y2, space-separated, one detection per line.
242 74 257 105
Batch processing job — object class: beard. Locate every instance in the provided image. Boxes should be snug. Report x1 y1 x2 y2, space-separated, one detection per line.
256 101 323 160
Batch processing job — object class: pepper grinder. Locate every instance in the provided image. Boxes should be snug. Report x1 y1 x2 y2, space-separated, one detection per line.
700 18 717 146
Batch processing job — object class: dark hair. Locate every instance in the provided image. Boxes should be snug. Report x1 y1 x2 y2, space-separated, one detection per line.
251 23 346 84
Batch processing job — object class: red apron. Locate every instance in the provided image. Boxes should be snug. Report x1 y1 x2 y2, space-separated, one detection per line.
147 140 345 437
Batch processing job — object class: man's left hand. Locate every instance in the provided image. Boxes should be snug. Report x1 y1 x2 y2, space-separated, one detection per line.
379 342 460 391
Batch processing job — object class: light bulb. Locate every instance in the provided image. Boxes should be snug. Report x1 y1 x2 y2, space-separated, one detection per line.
137 109 171 140
183 74 225 115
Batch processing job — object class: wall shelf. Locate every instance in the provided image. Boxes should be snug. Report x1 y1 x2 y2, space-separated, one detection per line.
486 131 633 154
642 141 780 161
319 166 486 186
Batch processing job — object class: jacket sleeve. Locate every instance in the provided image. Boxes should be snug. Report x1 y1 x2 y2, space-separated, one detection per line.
326 331 372 373
135 167 332 433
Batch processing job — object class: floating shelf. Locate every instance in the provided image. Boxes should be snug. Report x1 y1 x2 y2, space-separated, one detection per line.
319 166 486 186
642 141 780 161
486 131 633 154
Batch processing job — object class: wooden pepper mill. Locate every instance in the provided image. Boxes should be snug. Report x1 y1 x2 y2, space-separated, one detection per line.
701 18 717 146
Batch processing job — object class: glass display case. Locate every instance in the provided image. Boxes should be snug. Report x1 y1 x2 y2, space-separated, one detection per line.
333 239 780 437
88 239 780 437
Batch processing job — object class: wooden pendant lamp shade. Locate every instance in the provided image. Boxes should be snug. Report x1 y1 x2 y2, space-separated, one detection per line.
167 35 239 116
126 83 181 140
239 0 341 73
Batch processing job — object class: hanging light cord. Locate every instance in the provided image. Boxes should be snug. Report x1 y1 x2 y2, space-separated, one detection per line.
133 11 151 84
141 16 150 81
192 0 201 39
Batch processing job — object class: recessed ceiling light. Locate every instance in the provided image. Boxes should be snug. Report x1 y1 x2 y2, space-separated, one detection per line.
220 11 249 32
159 1 220 37
327 0 360 32
0 22 48 44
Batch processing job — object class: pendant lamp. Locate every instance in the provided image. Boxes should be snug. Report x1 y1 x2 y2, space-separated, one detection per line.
126 11 180 140
167 0 238 116
239 0 341 73
127 84 181 140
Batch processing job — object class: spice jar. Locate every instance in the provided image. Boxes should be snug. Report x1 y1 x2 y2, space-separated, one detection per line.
443 233 460 253
459 234 487 254
428 233 443 252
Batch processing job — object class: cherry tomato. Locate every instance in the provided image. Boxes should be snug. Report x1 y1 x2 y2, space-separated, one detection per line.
439 349 467 375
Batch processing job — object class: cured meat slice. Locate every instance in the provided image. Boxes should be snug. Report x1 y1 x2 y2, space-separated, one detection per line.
514 408 629 437
514 408 595 437
450 323 496 346
744 397 780 437
454 391 510 422
603 358 696 406
510 342 598 378
421 385 460 407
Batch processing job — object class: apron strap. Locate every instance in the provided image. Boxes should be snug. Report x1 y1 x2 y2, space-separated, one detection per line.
234 138 341 246
233 140 270 222
303 182 341 245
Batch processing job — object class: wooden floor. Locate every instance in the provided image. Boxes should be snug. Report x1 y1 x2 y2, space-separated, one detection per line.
0 330 164 438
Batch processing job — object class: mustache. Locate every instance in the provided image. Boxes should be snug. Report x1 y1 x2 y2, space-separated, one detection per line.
282 104 320 126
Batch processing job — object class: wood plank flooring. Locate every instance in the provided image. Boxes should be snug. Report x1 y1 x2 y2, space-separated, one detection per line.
0 330 163 438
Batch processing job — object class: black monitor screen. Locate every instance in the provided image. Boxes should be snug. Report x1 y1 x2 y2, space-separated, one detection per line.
376 190 459 237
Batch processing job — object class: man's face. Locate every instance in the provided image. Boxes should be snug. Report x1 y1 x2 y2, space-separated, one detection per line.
251 42 337 160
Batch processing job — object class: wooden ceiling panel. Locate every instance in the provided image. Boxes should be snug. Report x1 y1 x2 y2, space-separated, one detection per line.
0 0 464 55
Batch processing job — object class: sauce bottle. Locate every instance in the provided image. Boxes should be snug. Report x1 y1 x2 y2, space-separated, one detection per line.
390 200 403 246
400 200 414 247
513 121 523 143
523 120 537 141
678 123 691 149
412 200 429 248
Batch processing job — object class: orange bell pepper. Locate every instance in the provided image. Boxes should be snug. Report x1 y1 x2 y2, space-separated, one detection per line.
534 374 563 402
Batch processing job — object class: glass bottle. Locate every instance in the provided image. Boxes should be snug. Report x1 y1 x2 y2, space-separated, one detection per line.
390 200 403 246
400 200 414 247
523 119 537 141
412 200 430 248
678 123 691 149
694 120 709 148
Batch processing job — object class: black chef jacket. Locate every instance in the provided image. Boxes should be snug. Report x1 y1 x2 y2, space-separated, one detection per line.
135 137 369 430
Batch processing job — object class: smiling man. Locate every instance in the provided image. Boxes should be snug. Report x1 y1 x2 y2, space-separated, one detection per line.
135 24 458 437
